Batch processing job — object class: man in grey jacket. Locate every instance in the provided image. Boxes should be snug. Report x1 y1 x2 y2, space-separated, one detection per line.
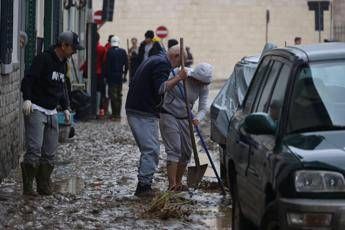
159 63 213 191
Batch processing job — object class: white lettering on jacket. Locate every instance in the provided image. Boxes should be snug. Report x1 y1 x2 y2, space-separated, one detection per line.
51 71 65 82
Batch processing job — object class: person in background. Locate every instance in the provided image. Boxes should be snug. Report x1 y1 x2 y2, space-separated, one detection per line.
294 36 302 45
128 37 140 83
95 33 106 117
138 30 163 65
104 34 114 61
159 63 213 191
125 45 187 197
185 46 194 67
104 36 128 121
20 31 83 196
167 39 178 49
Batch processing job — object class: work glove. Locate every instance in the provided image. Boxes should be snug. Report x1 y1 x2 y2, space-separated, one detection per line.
64 109 71 124
23 100 32 116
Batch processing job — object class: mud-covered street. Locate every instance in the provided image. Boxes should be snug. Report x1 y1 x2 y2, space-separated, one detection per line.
0 89 232 229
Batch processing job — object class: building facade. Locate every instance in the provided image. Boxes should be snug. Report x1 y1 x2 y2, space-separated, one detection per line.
0 0 88 181
96 0 334 80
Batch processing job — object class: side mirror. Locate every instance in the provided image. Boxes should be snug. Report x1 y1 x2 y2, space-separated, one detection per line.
242 112 276 135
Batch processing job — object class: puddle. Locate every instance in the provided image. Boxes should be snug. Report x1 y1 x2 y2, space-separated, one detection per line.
204 206 232 229
55 176 85 194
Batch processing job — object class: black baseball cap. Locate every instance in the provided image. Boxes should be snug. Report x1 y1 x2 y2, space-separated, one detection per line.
58 31 84 50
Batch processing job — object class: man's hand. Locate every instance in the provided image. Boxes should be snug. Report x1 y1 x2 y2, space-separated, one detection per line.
178 68 188 81
23 100 32 116
192 118 200 126
64 110 71 124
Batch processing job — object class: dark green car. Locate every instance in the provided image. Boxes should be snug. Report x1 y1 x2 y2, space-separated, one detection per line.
225 43 345 230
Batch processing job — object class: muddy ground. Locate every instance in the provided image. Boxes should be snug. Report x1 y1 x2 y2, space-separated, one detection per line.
0 112 232 229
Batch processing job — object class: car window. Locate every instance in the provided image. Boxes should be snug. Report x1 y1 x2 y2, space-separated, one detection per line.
288 60 345 133
268 64 291 123
254 61 283 112
243 57 271 113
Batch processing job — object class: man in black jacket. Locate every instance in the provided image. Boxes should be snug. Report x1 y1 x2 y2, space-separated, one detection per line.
20 31 83 196
104 36 128 120
126 45 187 196
137 30 163 65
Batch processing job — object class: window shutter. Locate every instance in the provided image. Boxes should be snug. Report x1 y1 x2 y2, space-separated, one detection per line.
0 0 14 65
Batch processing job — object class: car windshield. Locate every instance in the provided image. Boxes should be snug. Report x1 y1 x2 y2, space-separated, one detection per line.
288 60 345 133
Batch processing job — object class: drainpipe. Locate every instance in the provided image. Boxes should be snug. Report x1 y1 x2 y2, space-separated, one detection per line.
86 0 97 118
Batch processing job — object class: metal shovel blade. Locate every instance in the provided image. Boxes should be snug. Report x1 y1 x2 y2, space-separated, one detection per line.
187 164 208 188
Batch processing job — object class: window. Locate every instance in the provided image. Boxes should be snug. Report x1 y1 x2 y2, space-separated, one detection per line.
288 60 345 133
243 57 271 113
268 64 291 122
0 0 13 72
255 61 283 112
0 0 21 74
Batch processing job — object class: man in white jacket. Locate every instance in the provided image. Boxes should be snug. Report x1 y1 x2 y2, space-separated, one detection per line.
159 63 213 191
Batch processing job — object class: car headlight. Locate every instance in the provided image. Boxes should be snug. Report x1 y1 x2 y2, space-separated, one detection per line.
295 170 345 192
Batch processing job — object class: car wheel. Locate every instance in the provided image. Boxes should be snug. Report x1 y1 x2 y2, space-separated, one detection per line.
261 202 279 230
231 180 255 230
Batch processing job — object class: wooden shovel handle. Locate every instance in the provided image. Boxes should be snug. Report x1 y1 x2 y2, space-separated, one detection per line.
180 38 200 167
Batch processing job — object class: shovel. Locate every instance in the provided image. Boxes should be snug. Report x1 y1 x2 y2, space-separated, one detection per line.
194 124 226 195
179 38 208 189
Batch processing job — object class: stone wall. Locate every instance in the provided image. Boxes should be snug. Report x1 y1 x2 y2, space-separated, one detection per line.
333 0 345 26
94 0 331 80
0 69 21 181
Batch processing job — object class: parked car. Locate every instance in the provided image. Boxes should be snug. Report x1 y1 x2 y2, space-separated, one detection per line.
211 43 276 181
221 42 345 230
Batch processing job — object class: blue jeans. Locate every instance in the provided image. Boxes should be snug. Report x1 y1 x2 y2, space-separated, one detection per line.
127 113 160 185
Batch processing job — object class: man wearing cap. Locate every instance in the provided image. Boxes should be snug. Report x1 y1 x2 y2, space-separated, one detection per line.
126 45 188 196
104 36 128 120
137 30 163 65
20 31 84 196
159 63 213 191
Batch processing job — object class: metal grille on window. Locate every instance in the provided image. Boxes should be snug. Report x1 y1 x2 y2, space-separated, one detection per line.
0 0 14 65
25 0 37 70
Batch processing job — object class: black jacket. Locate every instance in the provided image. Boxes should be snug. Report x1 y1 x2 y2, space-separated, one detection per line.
104 46 128 85
21 47 69 110
125 53 171 117
138 41 163 65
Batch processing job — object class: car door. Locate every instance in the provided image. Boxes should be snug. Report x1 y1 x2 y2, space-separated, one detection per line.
227 57 272 216
247 60 292 222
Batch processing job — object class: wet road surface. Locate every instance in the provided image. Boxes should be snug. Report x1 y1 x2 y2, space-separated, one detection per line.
0 117 232 229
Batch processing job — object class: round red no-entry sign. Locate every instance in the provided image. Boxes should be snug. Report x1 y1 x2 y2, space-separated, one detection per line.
94 10 104 25
156 26 168 39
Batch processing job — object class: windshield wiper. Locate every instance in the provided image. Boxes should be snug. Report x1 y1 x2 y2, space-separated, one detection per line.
291 125 345 133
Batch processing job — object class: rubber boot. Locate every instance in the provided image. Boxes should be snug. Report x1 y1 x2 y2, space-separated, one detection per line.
36 163 54 195
21 162 38 196
134 182 155 197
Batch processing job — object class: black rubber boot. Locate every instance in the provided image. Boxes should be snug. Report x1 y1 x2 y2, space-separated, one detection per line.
36 163 54 196
134 182 155 197
21 162 38 196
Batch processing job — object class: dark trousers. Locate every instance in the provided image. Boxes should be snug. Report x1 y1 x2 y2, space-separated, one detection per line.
109 84 123 118
97 75 106 110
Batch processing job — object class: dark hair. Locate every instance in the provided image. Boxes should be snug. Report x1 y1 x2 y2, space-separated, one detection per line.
108 35 114 43
167 39 178 49
96 32 100 42
145 30 154 39
294 37 301 42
